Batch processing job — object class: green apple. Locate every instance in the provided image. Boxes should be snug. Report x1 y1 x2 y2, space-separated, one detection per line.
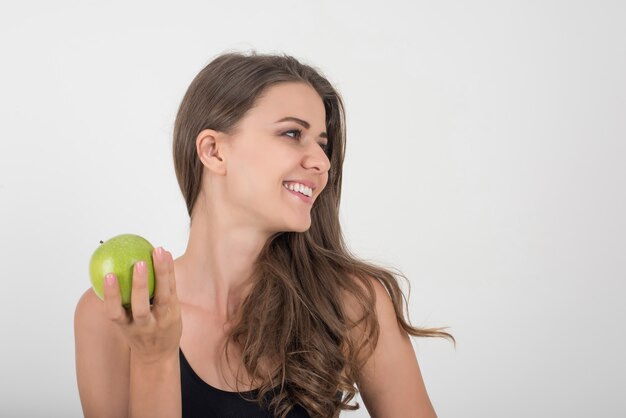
89 234 155 309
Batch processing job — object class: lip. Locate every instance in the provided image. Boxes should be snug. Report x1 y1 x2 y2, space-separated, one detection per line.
284 186 314 204
283 179 317 191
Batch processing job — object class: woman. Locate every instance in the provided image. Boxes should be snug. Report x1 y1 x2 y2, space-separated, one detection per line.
74 51 455 418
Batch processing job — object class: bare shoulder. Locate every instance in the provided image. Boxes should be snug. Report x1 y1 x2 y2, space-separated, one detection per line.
340 274 437 418
339 273 390 363
75 287 100 316
74 288 104 336
75 288 124 342
340 274 387 324
74 288 130 417
74 286 129 356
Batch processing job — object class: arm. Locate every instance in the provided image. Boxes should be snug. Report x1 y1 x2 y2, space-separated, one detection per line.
347 278 438 418
129 351 181 417
75 247 183 417
74 288 130 417
75 288 183 418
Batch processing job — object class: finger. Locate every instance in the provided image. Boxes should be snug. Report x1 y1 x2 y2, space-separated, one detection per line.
103 273 129 325
130 260 151 324
166 251 179 297
152 247 172 307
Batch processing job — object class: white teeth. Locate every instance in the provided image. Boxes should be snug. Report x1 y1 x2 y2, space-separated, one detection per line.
283 182 312 197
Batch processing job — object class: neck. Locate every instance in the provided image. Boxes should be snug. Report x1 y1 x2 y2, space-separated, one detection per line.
175 195 274 320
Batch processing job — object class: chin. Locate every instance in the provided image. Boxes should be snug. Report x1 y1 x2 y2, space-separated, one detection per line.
284 219 312 233
296 225 311 233
289 224 310 233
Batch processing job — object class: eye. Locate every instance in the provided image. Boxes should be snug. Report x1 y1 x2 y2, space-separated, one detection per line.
284 129 329 154
284 129 302 139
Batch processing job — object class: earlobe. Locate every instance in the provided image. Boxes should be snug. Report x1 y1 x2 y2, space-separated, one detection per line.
196 129 226 175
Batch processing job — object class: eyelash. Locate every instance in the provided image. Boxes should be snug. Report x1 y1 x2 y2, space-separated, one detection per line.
284 129 328 152
284 129 302 139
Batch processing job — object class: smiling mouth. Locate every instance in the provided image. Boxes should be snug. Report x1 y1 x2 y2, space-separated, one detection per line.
282 182 313 198
283 185 314 204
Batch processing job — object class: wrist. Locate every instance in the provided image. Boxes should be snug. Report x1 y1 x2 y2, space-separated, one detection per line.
130 347 180 367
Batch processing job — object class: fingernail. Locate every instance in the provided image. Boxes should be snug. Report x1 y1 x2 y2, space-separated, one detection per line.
154 246 164 260
105 274 115 286
136 261 146 273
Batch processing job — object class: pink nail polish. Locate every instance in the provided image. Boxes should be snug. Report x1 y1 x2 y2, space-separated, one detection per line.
105 274 115 286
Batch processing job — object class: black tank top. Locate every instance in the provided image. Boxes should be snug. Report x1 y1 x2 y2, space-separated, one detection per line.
180 348 336 418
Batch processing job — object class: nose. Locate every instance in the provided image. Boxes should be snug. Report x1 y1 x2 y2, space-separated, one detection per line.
303 142 331 173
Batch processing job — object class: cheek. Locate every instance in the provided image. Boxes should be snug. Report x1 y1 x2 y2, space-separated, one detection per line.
230 139 296 191
233 158 279 198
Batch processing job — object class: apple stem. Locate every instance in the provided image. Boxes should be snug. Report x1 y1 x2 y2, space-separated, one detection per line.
99 240 104 244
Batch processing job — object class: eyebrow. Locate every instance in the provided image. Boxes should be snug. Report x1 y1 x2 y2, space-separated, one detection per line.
275 116 328 139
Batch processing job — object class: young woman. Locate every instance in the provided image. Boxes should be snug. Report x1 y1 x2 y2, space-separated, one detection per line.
74 51 455 418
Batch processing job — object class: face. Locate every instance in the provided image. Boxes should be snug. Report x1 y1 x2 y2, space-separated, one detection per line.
220 82 331 233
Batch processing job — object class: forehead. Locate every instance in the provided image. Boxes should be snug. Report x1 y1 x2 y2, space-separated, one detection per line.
245 82 326 126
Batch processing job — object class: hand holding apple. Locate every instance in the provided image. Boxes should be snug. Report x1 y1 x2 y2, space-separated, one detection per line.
89 234 155 308
99 241 183 364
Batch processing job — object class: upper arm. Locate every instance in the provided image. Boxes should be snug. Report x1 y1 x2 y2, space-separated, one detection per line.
346 277 437 418
74 288 130 418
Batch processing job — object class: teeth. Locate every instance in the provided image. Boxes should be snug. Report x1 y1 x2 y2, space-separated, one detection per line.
283 182 312 197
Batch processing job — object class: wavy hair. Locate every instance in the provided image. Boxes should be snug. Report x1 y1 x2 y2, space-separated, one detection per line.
172 50 455 418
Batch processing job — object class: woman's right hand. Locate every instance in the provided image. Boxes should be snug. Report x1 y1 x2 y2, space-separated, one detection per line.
103 246 183 364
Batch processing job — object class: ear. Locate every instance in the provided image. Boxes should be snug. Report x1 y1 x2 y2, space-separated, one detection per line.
196 129 227 175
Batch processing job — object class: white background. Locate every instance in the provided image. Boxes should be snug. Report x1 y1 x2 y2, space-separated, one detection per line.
1 1 624 417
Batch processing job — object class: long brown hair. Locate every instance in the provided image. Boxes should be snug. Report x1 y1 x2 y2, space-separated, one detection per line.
173 50 455 418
